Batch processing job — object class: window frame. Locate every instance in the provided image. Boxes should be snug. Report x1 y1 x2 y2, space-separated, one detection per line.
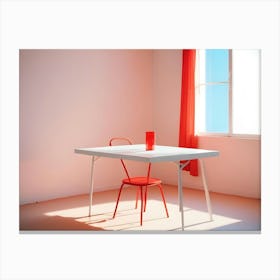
195 49 261 139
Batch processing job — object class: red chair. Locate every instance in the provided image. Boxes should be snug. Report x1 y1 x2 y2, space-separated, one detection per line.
110 137 169 226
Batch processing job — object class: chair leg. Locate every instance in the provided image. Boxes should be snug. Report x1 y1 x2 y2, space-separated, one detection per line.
135 187 140 209
140 186 143 226
144 185 148 212
113 183 125 219
158 184 169 218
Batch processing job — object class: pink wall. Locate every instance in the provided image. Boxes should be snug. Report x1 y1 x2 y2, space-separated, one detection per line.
20 50 153 204
20 49 261 204
152 50 261 198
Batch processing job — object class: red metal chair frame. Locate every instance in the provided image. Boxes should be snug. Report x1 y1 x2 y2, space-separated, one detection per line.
110 137 169 226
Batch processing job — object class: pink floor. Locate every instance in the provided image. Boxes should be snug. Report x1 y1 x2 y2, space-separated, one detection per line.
20 185 261 232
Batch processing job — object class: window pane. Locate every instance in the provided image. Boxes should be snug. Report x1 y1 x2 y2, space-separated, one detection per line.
206 49 229 82
205 84 229 133
232 50 260 135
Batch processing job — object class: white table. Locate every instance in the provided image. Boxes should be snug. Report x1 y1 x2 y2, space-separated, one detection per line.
75 144 219 230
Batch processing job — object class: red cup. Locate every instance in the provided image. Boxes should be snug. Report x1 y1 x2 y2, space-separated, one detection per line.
146 131 155 150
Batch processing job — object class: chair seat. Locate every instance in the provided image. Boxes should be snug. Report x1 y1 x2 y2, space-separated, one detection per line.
122 177 162 186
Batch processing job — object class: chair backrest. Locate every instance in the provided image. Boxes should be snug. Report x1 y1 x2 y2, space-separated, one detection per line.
109 137 132 180
109 137 132 146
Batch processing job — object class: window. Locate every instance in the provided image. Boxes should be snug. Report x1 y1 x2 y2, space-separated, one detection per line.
195 49 261 136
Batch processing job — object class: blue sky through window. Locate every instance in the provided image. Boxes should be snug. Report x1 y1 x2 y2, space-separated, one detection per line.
205 50 229 133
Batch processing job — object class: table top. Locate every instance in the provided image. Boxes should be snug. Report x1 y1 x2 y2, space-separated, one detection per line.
75 144 219 163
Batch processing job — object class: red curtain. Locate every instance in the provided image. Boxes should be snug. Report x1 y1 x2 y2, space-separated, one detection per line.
179 49 198 176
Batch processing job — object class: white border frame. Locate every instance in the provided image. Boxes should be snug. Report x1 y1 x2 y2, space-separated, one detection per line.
1 1 279 280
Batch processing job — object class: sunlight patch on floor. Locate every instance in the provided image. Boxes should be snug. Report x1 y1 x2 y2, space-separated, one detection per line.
44 199 241 231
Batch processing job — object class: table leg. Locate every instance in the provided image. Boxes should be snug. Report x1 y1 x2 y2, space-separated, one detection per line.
199 159 213 221
177 163 184 230
89 156 95 217
177 160 191 231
